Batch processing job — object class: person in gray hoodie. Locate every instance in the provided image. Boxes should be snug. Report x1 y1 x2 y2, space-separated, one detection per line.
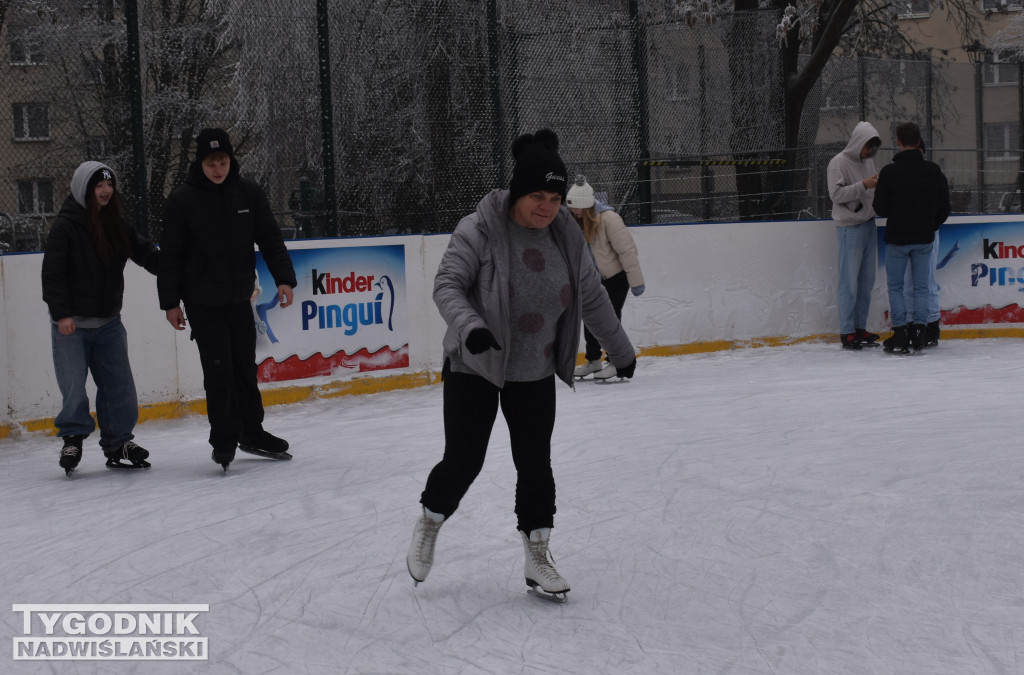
827 121 882 349
41 161 159 476
406 129 636 603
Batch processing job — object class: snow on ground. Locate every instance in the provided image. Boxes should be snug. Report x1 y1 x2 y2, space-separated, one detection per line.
2 338 1023 674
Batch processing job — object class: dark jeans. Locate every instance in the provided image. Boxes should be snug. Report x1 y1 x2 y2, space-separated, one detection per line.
186 301 265 449
421 369 557 533
584 270 629 362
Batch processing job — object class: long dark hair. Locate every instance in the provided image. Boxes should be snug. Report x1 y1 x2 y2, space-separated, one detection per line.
86 187 131 263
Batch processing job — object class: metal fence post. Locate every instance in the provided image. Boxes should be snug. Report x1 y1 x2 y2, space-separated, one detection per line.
316 0 339 235
628 0 651 223
124 0 148 236
1018 62 1023 208
974 61 984 210
486 0 504 188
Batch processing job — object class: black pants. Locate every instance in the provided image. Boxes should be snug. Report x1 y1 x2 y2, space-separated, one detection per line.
421 369 557 533
186 301 265 449
584 270 629 362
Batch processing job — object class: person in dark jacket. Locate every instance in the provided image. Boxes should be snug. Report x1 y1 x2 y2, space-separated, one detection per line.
405 129 637 603
158 128 297 471
873 122 951 354
41 161 159 476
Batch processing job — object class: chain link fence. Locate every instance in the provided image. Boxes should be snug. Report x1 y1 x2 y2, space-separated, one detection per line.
0 0 1021 252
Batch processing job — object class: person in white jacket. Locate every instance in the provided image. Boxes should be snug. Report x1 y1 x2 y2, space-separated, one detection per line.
405 129 636 603
566 178 645 380
827 121 882 349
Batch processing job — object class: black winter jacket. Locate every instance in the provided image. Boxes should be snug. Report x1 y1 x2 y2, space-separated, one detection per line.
873 149 951 246
158 162 296 309
41 195 159 321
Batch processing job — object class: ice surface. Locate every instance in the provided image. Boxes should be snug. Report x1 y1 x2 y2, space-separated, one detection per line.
2 339 1023 674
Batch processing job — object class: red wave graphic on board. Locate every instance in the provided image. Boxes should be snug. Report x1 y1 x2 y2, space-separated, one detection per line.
942 304 1024 325
257 345 410 383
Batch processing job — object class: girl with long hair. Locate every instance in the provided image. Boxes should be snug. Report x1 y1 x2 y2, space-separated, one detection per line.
566 178 646 380
41 161 159 476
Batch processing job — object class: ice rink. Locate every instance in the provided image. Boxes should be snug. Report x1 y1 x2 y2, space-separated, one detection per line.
2 338 1023 674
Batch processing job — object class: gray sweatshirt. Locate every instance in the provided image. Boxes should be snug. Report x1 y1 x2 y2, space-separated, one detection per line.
827 122 881 226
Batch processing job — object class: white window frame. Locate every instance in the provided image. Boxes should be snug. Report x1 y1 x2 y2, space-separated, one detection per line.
896 0 931 18
981 0 1022 10
984 122 1020 161
984 51 1020 87
16 179 55 215
12 103 51 141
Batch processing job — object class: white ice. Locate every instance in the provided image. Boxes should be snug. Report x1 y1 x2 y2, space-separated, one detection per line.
2 339 1023 674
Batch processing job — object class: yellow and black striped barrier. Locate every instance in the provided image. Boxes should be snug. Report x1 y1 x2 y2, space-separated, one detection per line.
637 158 787 167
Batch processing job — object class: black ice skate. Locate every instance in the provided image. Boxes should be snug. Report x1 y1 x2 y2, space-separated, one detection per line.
104 440 151 470
211 445 236 472
239 429 292 461
59 435 85 478
855 328 880 346
882 326 911 355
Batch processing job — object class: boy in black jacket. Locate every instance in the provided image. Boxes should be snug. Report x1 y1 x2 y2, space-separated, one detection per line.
158 129 297 470
873 122 950 353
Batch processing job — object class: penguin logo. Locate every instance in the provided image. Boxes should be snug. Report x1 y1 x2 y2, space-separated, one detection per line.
374 275 396 331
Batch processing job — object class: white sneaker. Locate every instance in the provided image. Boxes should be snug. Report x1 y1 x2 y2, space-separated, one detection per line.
407 507 445 584
573 360 603 379
521 528 569 594
592 363 619 380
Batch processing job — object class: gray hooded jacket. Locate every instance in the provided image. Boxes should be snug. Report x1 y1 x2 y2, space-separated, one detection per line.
434 189 635 388
827 121 881 226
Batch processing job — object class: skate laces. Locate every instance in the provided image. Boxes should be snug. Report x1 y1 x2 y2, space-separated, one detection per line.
60 444 80 457
526 538 563 582
413 516 443 564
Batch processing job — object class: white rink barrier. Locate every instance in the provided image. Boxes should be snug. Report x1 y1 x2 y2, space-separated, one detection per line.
2 215 1021 435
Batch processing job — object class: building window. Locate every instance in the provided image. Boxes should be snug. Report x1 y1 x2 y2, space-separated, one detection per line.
12 103 50 141
985 122 1020 161
16 179 55 214
981 0 1022 9
8 31 44 65
983 51 1019 86
896 0 930 17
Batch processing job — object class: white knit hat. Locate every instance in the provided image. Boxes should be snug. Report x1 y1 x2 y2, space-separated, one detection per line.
565 179 595 209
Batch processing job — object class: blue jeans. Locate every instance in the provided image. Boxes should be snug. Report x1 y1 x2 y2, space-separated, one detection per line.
903 231 941 322
887 243 933 326
51 317 138 451
836 220 877 334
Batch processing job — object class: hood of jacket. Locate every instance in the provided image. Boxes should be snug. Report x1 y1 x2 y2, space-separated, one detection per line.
841 122 882 162
70 161 116 208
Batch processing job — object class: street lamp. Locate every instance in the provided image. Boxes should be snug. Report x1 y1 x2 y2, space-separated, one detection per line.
964 39 987 211
963 39 988 65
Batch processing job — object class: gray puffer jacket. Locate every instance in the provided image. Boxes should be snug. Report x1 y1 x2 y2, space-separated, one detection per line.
434 189 635 388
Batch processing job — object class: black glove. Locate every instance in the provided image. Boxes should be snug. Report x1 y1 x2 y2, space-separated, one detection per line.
465 328 502 354
616 358 636 379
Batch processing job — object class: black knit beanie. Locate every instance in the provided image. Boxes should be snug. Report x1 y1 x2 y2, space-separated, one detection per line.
86 166 116 195
195 128 234 162
508 129 568 204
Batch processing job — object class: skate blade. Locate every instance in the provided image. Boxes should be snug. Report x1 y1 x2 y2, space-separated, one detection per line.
594 377 628 384
238 446 292 460
105 459 151 470
527 586 568 603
